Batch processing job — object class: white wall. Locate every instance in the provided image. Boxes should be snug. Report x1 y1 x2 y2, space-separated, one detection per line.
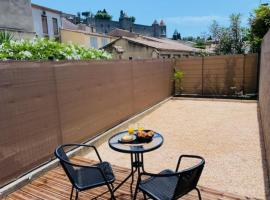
32 7 61 39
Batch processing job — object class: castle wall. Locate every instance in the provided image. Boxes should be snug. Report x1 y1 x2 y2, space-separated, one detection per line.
85 15 166 38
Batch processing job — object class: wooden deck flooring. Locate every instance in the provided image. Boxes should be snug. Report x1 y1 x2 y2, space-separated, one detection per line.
4 156 257 200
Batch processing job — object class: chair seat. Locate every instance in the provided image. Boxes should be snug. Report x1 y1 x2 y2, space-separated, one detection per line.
139 169 178 200
74 161 115 190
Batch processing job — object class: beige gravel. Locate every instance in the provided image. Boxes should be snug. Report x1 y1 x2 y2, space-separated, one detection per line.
85 99 269 199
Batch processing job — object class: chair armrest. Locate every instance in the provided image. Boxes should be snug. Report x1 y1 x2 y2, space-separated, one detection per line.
139 171 180 179
176 155 204 172
65 143 102 162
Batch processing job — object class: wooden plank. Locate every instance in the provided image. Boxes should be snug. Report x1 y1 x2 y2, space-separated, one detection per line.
6 156 254 200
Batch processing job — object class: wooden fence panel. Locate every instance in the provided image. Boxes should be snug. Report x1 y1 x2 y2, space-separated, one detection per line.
0 62 61 187
244 54 258 93
203 55 244 95
175 54 258 96
0 59 173 187
54 60 135 144
175 57 203 94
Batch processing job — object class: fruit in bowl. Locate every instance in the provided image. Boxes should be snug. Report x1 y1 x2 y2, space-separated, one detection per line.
137 130 155 142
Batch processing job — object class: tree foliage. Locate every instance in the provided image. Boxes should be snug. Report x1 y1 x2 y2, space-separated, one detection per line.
172 30 181 40
95 9 112 20
249 4 270 52
209 14 246 55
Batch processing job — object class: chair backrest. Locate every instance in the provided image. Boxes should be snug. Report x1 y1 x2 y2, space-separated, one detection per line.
173 157 205 199
54 145 77 185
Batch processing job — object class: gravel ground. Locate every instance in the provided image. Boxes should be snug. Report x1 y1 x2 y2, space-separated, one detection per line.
84 99 269 199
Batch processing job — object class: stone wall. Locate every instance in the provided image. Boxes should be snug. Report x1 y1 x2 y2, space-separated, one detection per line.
0 0 34 33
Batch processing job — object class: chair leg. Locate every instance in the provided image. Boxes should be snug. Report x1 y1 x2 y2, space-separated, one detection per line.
195 187 202 200
75 189 79 200
133 183 139 200
110 183 114 189
70 186 74 200
106 183 116 200
143 193 147 200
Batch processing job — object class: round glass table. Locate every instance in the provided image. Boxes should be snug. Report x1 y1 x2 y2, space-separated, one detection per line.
108 130 164 196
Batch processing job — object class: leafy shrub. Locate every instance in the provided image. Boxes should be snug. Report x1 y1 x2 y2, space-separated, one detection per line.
0 38 112 61
0 31 14 44
173 69 184 95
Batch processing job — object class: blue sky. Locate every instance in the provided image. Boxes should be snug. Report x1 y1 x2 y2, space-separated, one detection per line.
32 0 265 37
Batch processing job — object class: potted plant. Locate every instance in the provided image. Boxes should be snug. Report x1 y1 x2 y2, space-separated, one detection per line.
173 69 184 95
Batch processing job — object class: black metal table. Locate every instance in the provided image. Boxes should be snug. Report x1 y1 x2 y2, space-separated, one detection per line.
108 130 163 196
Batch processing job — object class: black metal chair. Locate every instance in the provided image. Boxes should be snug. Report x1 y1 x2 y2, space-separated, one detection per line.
133 155 205 200
54 144 116 200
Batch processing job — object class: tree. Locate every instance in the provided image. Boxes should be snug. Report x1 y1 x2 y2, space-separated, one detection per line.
172 30 181 40
249 4 270 52
230 13 245 54
130 16 136 23
209 20 221 42
76 12 82 24
81 11 91 19
209 14 246 54
95 9 112 20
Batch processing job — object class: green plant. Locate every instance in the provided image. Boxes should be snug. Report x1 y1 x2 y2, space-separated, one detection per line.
95 9 112 20
0 31 14 44
0 38 112 61
173 69 184 95
249 4 270 52
130 16 136 23
209 14 246 55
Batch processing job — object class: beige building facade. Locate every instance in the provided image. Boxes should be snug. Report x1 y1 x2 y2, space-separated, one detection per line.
60 28 116 49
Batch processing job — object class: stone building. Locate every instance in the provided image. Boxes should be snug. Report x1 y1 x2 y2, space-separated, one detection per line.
103 30 204 60
0 0 35 39
31 4 62 39
67 10 166 38
61 18 116 49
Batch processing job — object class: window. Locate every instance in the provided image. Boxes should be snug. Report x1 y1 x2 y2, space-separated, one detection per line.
41 15 48 35
102 38 108 46
90 37 98 49
52 18 59 35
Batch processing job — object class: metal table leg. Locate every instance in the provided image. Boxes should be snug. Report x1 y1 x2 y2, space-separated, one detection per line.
113 152 145 195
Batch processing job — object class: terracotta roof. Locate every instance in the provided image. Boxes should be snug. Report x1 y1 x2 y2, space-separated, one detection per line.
62 18 79 30
122 36 202 52
104 30 213 53
61 28 116 39
108 28 139 38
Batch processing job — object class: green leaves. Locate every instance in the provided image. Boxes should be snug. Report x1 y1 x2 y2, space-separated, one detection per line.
95 9 112 20
173 69 184 81
0 37 112 61
173 69 184 95
249 4 270 52
0 31 14 44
